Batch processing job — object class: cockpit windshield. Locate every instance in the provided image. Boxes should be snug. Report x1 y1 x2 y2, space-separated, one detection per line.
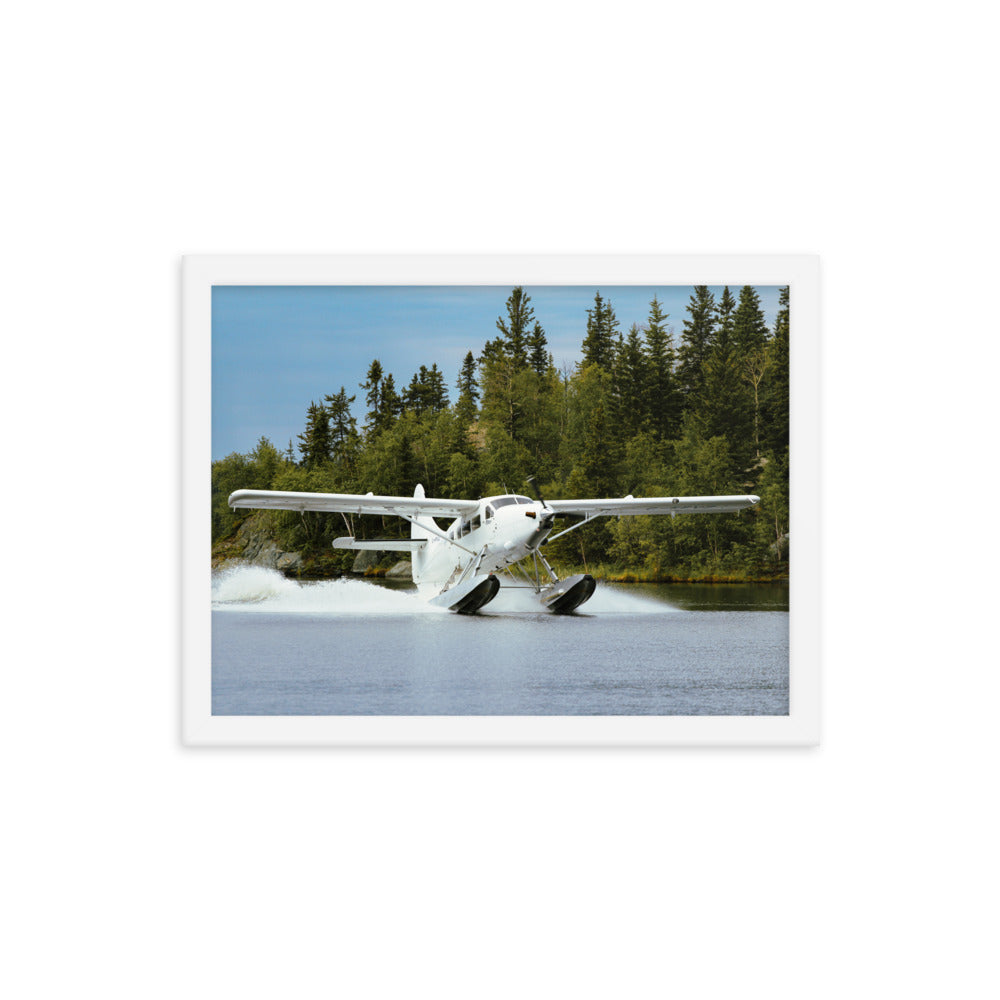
490 495 533 510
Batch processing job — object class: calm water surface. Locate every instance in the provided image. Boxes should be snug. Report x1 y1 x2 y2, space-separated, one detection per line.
211 566 788 716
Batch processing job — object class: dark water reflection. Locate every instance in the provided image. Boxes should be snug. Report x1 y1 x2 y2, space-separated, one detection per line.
630 581 789 612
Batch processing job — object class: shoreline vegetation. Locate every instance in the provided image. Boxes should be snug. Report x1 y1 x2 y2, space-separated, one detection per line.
212 285 789 583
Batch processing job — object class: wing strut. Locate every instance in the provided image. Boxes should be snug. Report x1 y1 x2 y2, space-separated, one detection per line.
545 513 600 544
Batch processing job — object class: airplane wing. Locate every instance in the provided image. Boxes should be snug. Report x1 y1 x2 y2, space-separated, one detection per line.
545 494 760 516
227 489 479 519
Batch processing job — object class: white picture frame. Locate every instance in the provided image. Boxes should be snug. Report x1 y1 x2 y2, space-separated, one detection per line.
183 254 820 746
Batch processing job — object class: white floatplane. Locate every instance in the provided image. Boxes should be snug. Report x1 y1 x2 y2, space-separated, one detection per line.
228 481 759 614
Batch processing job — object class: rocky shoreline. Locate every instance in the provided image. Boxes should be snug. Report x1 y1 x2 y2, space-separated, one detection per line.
212 515 412 580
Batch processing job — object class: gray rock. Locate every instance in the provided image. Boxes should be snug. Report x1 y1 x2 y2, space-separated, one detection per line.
275 551 303 572
234 515 301 572
351 549 383 574
385 560 413 580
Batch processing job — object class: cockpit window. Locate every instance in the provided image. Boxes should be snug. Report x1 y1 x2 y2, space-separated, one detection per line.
491 495 532 510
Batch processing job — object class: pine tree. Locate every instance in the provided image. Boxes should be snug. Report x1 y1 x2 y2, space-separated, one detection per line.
404 367 430 416
380 373 400 423
495 287 534 369
581 291 619 371
455 350 480 428
425 363 449 412
715 286 736 347
677 285 716 403
643 296 681 439
324 387 359 468
696 290 751 457
615 323 649 439
403 364 449 417
527 321 550 376
730 287 772 461
761 286 790 455
360 359 384 434
732 285 770 355
297 401 331 468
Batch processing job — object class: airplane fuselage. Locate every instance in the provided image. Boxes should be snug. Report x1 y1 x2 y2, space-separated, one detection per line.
412 494 554 594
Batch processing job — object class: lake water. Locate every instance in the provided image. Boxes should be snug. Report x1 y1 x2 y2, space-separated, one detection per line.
211 566 789 716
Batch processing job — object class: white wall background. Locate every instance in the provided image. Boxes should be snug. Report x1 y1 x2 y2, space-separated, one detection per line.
4 3 995 997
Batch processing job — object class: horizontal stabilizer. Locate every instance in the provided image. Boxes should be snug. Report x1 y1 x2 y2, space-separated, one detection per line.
332 537 426 552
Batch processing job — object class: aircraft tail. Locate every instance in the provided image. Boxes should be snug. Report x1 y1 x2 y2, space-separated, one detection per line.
409 484 437 583
409 484 438 540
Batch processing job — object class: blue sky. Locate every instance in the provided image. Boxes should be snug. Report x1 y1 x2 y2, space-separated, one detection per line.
212 285 782 460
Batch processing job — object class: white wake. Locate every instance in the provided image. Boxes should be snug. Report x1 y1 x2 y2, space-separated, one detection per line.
211 565 443 614
211 565 676 616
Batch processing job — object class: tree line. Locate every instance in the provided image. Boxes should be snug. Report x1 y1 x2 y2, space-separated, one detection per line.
211 285 790 581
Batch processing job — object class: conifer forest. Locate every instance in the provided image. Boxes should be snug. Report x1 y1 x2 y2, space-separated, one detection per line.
211 285 790 582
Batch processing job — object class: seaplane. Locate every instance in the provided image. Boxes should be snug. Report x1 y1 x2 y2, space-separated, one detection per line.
227 480 759 614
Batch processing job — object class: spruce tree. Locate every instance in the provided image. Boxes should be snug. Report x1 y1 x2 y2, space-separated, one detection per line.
360 359 384 434
455 350 480 428
527 321 550 376
324 387 359 468
404 367 430 416
615 323 649 440
731 286 771 460
677 285 716 403
297 401 331 468
425 363 449 412
495 287 534 369
643 295 681 439
715 286 736 347
581 291 619 371
732 285 770 355
380 373 400 424
696 289 751 461
761 286 790 455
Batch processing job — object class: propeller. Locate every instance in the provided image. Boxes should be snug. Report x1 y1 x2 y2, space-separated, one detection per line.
526 476 549 509
526 477 556 534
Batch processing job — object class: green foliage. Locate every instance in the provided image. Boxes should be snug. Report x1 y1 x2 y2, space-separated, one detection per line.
527 322 550 377
678 285 716 402
211 437 291 541
642 296 682 440
580 291 619 371
403 364 449 416
614 324 648 440
211 285 790 580
454 350 480 433
495 286 535 369
361 359 393 435
733 285 770 355
761 286 789 454
323 387 360 471
297 401 331 468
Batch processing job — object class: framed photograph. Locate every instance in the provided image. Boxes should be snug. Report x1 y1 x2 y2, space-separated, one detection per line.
183 254 819 745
